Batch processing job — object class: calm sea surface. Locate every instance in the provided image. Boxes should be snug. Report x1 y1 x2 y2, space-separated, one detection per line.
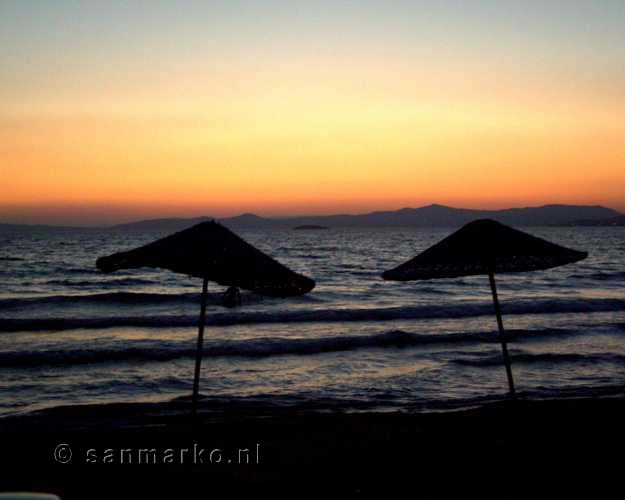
1 226 624 417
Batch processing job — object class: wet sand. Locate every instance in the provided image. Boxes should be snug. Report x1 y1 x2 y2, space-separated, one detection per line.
1 396 623 497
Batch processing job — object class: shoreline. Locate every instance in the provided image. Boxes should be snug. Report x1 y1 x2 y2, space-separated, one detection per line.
2 394 624 496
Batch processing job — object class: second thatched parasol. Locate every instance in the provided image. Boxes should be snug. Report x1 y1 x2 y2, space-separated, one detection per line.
96 221 315 412
382 219 588 397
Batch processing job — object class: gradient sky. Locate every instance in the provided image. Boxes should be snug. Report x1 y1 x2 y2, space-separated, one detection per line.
2 1 624 225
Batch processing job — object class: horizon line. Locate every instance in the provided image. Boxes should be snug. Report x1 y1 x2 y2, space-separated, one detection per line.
1 202 622 228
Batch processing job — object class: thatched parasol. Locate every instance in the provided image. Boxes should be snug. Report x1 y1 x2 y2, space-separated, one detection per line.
96 221 315 411
382 219 587 397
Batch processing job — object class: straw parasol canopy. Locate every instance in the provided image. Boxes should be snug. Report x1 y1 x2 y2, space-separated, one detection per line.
382 219 587 397
97 221 315 297
96 221 315 412
382 219 588 281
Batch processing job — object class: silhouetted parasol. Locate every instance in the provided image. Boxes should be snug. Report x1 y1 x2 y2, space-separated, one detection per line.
382 219 587 397
96 221 315 411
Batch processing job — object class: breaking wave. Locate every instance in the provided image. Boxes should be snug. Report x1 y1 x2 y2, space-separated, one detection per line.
0 328 585 367
2 296 625 332
454 351 625 368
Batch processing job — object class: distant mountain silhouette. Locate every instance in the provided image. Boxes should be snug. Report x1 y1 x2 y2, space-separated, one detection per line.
223 213 275 227
1 204 621 231
250 204 617 228
109 204 621 230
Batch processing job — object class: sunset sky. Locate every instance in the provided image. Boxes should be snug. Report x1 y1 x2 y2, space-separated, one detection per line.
2 1 624 225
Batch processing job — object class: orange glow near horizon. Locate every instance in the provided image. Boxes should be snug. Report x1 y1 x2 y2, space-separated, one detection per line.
2 3 624 224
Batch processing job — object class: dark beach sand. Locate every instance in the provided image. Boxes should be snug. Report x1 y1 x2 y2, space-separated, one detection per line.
1 396 623 498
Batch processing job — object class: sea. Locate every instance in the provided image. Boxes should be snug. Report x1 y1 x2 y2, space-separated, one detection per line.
1 225 624 418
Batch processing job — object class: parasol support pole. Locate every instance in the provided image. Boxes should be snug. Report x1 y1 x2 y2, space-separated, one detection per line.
192 277 209 414
488 272 516 399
